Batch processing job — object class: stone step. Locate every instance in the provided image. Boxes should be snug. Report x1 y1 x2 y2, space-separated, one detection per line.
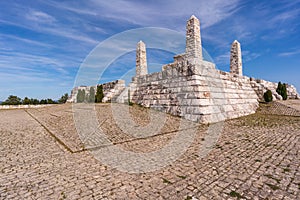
114 87 130 104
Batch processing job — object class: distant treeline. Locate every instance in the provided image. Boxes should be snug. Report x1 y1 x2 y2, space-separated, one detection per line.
1 93 69 105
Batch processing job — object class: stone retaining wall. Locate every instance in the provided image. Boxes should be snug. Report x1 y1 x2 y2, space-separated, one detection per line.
130 60 259 123
68 80 125 103
0 104 52 110
102 80 125 102
250 78 299 101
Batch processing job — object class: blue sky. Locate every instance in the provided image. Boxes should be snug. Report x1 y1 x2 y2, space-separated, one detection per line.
0 0 299 100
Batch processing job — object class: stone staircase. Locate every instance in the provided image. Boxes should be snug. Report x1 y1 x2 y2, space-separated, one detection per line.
113 87 130 103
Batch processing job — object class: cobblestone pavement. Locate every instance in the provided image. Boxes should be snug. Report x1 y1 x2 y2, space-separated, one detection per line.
0 102 300 199
257 101 300 117
279 100 300 112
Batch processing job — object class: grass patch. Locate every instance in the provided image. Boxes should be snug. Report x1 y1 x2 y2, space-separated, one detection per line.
177 175 187 179
265 183 280 190
283 168 291 173
60 192 66 200
243 138 252 143
185 196 192 200
229 190 243 199
162 178 171 184
264 174 281 184
215 144 223 150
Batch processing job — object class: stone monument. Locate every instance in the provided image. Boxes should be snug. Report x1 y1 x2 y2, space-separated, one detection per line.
136 40 148 76
230 40 243 76
185 15 203 61
69 15 299 123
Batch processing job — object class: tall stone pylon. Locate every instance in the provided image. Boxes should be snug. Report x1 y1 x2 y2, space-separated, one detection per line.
136 40 148 76
230 40 243 76
185 15 203 60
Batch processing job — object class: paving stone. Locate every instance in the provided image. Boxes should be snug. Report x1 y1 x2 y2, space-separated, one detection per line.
0 103 299 199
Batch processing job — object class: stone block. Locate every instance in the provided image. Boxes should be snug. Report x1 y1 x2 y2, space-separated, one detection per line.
190 98 211 106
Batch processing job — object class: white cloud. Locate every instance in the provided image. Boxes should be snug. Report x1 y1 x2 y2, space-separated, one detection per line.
47 0 240 29
214 52 230 66
0 10 98 45
278 49 300 57
242 51 261 62
26 10 56 24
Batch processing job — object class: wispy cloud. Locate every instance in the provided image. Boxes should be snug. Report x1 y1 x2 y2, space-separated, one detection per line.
243 51 261 62
0 8 98 45
214 52 230 66
0 0 300 99
43 0 99 16
46 0 241 29
26 10 56 24
213 50 261 69
0 33 54 48
279 49 300 57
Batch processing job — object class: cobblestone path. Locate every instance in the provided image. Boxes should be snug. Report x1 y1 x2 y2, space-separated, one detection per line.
0 102 299 199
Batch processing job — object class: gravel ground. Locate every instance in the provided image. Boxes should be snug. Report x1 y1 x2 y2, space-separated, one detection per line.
0 101 299 199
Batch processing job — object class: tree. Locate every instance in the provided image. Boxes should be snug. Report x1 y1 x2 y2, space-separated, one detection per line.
89 87 95 103
58 93 69 104
47 99 57 104
82 90 86 102
264 90 273 102
31 98 40 105
22 97 31 105
282 83 288 100
95 85 104 103
2 95 22 105
40 99 47 104
276 81 288 100
77 89 85 103
276 82 283 95
77 90 82 103
128 88 133 106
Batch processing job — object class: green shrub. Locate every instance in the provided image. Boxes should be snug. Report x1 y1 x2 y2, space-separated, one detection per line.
76 89 85 103
276 81 288 100
89 87 95 103
127 89 133 106
2 95 22 105
276 81 283 94
95 85 104 103
264 90 273 102
282 84 288 100
58 93 69 104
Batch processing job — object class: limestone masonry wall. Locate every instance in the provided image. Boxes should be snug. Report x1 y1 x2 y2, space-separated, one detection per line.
68 80 125 103
130 61 259 123
250 78 299 101
102 80 125 102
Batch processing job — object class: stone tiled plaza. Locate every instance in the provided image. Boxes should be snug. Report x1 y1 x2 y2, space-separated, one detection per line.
1 101 299 199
